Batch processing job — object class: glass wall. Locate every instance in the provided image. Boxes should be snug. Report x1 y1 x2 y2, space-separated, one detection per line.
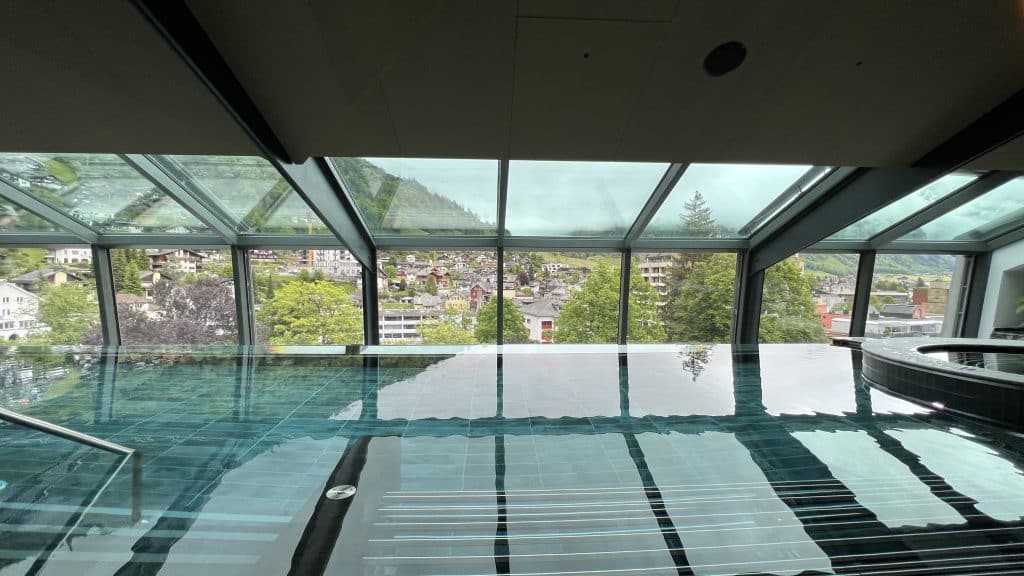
793 253 860 338
114 248 236 345
0 246 99 344
249 249 363 345
504 251 621 343
863 254 958 338
378 250 496 344
631 252 737 343
758 255 840 343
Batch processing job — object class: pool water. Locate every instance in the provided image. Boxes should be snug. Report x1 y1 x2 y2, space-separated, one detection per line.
923 348 1024 375
2 344 1024 575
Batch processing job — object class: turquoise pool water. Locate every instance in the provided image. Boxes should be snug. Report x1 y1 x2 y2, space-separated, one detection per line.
2 344 1024 575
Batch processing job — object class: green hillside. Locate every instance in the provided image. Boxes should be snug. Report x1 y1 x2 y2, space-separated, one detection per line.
801 253 956 278
334 158 493 235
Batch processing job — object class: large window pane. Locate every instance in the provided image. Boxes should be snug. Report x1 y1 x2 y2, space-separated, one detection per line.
114 248 236 344
506 161 667 237
0 153 209 234
379 250 496 344
0 247 99 344
250 249 364 345
898 176 1024 242
333 158 498 236
166 155 331 235
642 164 812 238
504 251 621 343
828 172 976 240
795 253 860 338
758 255 832 343
631 252 736 343
860 253 957 338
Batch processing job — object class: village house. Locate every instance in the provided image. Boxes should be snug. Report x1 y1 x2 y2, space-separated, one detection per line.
0 282 41 340
9 269 83 292
147 249 204 274
519 298 562 343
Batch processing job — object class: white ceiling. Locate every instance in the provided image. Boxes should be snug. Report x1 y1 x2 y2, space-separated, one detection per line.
2 1 1023 167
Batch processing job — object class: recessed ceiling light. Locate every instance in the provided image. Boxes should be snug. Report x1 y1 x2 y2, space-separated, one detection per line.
703 41 747 77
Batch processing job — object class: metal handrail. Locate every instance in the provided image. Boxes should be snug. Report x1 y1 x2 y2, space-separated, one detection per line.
0 406 142 523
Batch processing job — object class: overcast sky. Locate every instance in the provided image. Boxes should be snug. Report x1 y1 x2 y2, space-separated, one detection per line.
643 164 810 235
365 158 816 237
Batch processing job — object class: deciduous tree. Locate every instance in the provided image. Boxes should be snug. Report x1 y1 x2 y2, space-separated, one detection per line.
474 299 529 343
419 317 476 344
257 280 362 345
554 262 665 343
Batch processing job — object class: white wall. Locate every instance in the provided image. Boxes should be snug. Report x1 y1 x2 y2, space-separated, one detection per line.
978 237 1024 337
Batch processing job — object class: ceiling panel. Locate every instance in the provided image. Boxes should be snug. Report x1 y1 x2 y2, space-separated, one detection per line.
189 0 516 160
0 1 257 155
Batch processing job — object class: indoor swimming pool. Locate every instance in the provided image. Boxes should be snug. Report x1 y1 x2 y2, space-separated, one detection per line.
2 344 1024 575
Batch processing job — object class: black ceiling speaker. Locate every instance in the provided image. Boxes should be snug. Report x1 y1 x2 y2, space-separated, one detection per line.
703 41 747 77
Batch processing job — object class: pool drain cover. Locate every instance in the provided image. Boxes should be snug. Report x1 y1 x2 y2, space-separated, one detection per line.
325 485 357 500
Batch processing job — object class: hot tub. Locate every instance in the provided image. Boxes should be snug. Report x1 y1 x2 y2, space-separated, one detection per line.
861 337 1024 429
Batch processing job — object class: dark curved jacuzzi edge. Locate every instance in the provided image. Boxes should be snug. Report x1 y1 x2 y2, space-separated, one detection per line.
861 338 1024 431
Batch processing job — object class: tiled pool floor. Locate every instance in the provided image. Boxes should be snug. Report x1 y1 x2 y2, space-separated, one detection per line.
2 344 1024 575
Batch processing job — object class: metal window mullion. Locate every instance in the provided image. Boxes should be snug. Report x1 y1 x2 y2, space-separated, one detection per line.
617 249 631 345
96 233 227 248
497 159 509 248
121 154 238 244
737 166 835 237
958 253 991 338
270 158 376 270
987 220 1024 250
848 251 875 338
230 246 255 346
496 249 505 345
747 167 857 252
92 246 120 346
0 178 98 243
362 258 380 345
732 251 764 345
624 163 688 245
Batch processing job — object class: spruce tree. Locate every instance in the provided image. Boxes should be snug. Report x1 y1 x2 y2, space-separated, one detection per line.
680 190 716 237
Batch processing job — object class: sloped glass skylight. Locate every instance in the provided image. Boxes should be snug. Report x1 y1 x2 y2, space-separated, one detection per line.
0 194 62 233
898 177 1024 242
0 153 208 234
168 155 330 234
506 161 668 237
641 164 812 238
333 157 498 236
827 172 977 241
